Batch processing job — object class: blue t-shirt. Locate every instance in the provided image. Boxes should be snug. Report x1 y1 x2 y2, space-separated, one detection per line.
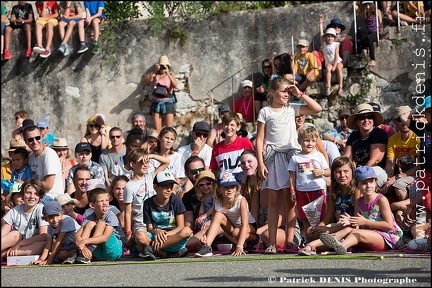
84 1 105 18
42 133 56 147
143 194 186 231
11 164 32 182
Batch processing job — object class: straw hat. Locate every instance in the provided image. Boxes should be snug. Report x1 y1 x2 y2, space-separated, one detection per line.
51 138 68 149
346 103 384 130
55 193 79 206
159 55 171 66
7 138 27 152
194 171 216 189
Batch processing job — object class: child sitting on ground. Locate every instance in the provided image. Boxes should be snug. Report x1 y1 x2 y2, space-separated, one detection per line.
30 201 80 265
194 171 216 233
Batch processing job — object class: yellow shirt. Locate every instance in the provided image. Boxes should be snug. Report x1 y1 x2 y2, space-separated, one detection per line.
386 132 419 172
293 52 319 78
1 161 12 180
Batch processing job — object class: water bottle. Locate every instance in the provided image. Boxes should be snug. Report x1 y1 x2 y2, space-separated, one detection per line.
1 179 13 193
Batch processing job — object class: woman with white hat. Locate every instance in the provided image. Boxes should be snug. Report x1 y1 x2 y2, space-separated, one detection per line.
343 103 388 169
143 55 178 131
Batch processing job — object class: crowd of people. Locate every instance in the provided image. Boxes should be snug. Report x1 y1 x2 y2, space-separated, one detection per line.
1 1 431 264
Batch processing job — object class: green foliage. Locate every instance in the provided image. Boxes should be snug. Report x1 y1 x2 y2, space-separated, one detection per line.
168 25 188 47
390 38 407 46
341 72 372 111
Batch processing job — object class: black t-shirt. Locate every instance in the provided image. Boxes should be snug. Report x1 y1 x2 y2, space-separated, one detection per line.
409 121 431 171
70 191 90 215
11 3 35 26
346 127 388 168
182 188 200 220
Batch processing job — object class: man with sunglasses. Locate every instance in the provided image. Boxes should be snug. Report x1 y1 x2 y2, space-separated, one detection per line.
99 127 126 187
177 121 213 197
323 108 353 154
23 125 63 204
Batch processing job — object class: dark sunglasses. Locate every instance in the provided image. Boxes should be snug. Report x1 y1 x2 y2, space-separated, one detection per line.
198 181 213 187
339 116 349 120
15 117 20 120
27 135 41 143
357 114 374 121
88 123 100 128
195 132 209 138
110 135 122 139
39 127 47 130
189 167 205 175
263 65 272 69
160 64 167 69
394 116 402 123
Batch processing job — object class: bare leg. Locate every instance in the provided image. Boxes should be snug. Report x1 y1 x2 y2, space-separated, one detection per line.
164 113 174 128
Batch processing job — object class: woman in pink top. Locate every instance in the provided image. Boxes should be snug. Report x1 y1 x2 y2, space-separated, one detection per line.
144 55 178 131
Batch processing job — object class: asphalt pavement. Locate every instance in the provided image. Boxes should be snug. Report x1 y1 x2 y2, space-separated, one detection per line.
1 252 430 287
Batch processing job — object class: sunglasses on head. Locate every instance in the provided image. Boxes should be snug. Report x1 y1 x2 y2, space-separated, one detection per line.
195 132 209 138
198 181 213 187
110 135 122 139
189 167 205 175
357 114 374 121
89 123 100 128
27 135 41 143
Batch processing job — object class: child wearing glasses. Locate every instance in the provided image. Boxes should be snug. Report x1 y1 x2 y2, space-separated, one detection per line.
194 171 217 233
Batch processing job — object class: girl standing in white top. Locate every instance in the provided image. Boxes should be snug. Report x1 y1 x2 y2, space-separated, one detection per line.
255 76 321 253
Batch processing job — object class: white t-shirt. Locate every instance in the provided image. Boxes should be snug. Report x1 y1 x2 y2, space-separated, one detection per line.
323 41 342 66
177 143 213 178
3 203 48 239
149 151 182 179
257 104 302 152
288 151 329 191
29 147 64 199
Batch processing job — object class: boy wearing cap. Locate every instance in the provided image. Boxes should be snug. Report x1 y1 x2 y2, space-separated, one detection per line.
139 171 191 260
74 186 126 264
323 108 353 154
66 142 105 195
30 201 80 265
286 39 320 91
37 120 56 147
233 80 255 122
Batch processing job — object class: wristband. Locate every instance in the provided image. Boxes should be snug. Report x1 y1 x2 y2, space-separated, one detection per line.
236 245 243 249
125 231 132 236
298 91 305 98
79 246 85 251
290 189 295 194
38 257 44 261
192 151 199 156
321 170 325 177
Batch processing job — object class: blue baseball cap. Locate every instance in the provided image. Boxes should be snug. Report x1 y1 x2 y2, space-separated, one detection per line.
218 172 239 187
353 166 377 182
43 201 62 217
37 120 49 128
424 95 431 110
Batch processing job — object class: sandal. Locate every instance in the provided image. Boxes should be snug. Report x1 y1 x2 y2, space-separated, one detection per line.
298 244 317 256
326 87 333 96
320 234 347 255
265 244 277 254
367 60 376 67
285 241 299 253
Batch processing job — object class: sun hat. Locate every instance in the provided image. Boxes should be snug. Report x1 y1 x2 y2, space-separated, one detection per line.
297 39 309 47
51 138 68 149
86 179 106 191
338 108 351 118
42 201 62 217
55 193 79 206
392 106 411 120
9 182 22 194
346 103 384 130
75 142 92 153
325 28 337 37
153 171 179 186
7 138 27 152
193 121 211 132
21 119 35 130
86 116 97 125
194 171 217 189
371 166 387 188
95 113 106 126
159 55 171 66
326 18 346 31
218 172 239 187
368 102 381 112
218 104 231 113
241 80 253 88
361 1 374 5
353 166 377 182
37 120 49 128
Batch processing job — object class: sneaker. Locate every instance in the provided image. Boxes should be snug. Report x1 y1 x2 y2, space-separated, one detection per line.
77 43 88 54
168 247 189 258
58 43 67 54
62 253 77 264
264 244 277 254
40 49 51 58
194 244 213 257
63 46 73 57
138 246 157 261
33 45 45 54
407 238 431 252
25 48 32 58
74 253 91 264
3 50 12 60
320 234 347 255
92 42 100 54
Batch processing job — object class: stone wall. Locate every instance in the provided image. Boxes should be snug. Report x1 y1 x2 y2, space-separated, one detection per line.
1 2 431 154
